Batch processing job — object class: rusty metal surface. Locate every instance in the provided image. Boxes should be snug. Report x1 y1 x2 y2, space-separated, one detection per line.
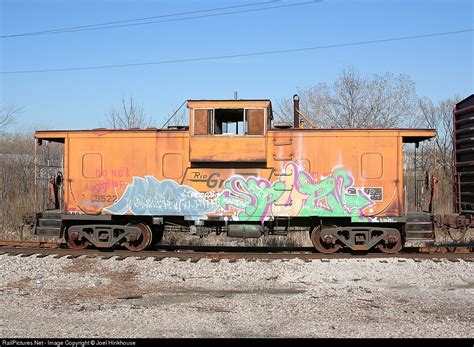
293 94 300 129
310 225 341 254
123 223 152 251
65 226 90 250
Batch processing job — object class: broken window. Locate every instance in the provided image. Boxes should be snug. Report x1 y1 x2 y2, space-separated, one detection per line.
214 109 244 135
193 108 265 136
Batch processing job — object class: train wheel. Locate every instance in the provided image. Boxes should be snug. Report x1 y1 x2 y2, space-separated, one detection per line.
65 228 90 250
376 232 402 254
124 223 152 251
310 225 341 254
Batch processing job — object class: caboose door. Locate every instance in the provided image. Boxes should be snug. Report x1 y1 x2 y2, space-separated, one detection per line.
34 139 64 213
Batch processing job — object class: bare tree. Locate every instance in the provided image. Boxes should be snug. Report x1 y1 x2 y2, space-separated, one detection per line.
0 104 22 132
102 96 154 129
278 68 418 128
419 97 460 213
0 130 36 238
418 96 459 177
403 96 460 213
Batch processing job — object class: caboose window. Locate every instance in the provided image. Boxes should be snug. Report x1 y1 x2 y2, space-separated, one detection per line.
193 107 265 136
214 109 244 135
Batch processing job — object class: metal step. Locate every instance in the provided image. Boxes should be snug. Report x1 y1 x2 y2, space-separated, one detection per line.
35 226 61 237
405 229 434 234
405 221 433 231
405 212 432 223
405 232 434 240
39 218 62 228
41 212 62 219
405 238 434 243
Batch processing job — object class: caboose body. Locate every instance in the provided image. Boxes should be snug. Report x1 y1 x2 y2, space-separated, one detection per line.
30 98 444 253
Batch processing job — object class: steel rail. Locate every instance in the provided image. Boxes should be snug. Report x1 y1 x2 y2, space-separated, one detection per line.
0 245 472 261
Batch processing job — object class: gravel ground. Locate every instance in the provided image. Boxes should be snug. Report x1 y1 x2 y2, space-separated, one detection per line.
0 254 472 338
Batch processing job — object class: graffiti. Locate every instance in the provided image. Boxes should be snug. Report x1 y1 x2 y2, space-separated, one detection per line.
215 177 285 221
100 162 380 222
104 176 216 220
216 162 375 221
368 216 396 223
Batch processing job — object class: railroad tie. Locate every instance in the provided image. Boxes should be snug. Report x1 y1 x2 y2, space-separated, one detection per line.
66 255 81 259
35 254 49 258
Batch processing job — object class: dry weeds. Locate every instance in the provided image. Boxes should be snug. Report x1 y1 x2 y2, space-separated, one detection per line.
161 229 312 247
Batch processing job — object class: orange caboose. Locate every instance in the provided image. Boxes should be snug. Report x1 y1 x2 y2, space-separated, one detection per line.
32 99 436 253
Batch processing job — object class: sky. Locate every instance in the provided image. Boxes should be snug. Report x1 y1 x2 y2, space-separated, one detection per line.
0 0 473 130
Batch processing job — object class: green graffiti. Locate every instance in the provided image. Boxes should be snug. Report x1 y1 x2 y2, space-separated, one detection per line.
216 176 285 221
216 162 375 221
298 167 373 217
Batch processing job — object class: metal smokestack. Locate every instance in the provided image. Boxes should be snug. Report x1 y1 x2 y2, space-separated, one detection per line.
293 94 300 128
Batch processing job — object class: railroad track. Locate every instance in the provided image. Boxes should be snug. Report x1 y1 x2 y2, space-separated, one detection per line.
0 242 472 262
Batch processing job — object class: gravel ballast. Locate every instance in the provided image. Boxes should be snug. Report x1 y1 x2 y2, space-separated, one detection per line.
0 254 472 338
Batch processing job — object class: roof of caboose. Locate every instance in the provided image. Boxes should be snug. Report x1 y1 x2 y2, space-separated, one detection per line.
187 99 271 103
187 99 272 109
35 128 436 145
